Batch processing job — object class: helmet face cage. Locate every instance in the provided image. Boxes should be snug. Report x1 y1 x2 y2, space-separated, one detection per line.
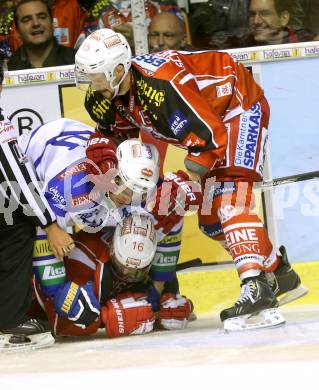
111 256 152 283
111 214 157 282
74 71 103 92
75 28 132 95
116 139 160 195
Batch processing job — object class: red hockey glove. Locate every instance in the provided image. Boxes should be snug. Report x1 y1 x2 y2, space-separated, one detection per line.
158 293 193 330
86 135 117 173
154 211 183 235
101 292 155 338
148 171 202 233
86 135 118 190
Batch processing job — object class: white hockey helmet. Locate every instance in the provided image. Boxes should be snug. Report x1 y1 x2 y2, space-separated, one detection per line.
116 139 160 195
111 213 157 282
75 28 132 97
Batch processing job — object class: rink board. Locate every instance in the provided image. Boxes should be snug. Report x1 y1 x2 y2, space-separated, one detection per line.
177 261 319 314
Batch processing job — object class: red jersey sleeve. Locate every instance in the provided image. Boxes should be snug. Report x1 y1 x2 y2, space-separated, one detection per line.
65 230 111 285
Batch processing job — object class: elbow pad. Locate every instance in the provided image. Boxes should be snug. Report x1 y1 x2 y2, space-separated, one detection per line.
184 151 218 177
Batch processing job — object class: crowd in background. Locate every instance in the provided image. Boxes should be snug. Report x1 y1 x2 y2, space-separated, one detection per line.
0 0 318 71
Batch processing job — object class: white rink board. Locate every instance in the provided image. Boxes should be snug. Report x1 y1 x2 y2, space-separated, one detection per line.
1 305 319 390
1 83 61 135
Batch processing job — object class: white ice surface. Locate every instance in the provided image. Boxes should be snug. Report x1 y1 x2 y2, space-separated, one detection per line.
1 305 319 390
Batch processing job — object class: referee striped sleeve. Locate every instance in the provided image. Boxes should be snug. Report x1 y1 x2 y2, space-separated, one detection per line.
0 138 56 227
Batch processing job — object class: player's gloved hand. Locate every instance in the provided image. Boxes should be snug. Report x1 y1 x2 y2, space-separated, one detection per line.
53 281 100 328
101 292 155 338
86 135 118 189
148 171 202 234
86 135 118 173
158 293 193 330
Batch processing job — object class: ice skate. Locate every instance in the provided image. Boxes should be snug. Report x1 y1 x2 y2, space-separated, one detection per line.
220 274 285 331
0 318 54 351
267 246 308 306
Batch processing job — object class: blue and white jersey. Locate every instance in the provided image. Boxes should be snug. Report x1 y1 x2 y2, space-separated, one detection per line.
17 118 168 233
18 118 109 230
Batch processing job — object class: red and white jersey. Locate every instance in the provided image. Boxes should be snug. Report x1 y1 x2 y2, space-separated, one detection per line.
85 50 264 174
65 229 141 301
33 229 150 337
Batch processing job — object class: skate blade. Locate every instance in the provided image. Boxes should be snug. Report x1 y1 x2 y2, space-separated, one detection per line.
0 332 55 352
278 284 308 306
223 308 286 332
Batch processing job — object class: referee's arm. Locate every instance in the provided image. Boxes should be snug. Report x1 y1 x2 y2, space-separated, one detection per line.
0 137 57 228
0 136 76 258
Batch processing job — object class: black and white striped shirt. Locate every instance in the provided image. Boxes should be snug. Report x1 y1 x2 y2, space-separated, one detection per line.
0 108 56 228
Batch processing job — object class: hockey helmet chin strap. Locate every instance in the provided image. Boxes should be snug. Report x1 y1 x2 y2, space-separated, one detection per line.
110 66 129 98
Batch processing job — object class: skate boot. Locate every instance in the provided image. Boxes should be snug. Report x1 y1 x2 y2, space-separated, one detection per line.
0 318 54 351
1 318 51 335
267 246 308 306
220 274 285 331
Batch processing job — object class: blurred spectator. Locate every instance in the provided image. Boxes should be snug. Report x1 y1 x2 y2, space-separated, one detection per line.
189 0 249 50
246 0 315 46
49 0 87 48
76 0 189 54
76 0 158 53
148 11 186 51
8 0 75 71
9 0 86 55
289 1 319 40
153 0 191 43
0 1 15 58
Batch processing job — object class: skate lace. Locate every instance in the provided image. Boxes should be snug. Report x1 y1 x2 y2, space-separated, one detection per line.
20 318 43 330
236 281 256 305
29 319 45 330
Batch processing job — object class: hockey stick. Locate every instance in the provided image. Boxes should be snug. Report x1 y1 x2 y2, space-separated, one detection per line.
258 169 319 190
176 258 234 272
176 258 203 271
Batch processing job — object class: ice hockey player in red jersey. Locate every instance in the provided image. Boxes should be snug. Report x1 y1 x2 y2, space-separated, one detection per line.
33 213 193 338
74 28 307 330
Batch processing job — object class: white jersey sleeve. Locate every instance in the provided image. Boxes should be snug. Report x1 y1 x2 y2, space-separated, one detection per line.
0 108 57 227
18 118 110 231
